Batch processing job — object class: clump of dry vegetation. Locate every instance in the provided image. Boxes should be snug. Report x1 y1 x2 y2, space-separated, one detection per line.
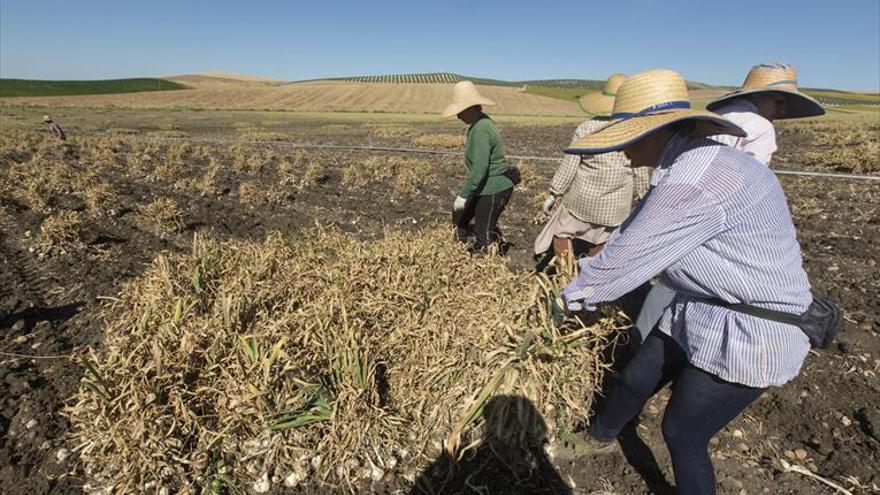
343 156 433 197
340 163 366 188
513 160 543 193
318 124 351 133
393 159 432 197
782 120 880 174
138 197 184 237
228 144 277 174
238 181 287 206
66 226 617 493
365 123 417 140
35 210 83 255
299 162 328 188
238 127 288 142
82 182 119 216
411 133 464 149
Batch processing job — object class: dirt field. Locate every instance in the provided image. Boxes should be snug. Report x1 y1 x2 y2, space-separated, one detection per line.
0 76 584 116
0 104 878 494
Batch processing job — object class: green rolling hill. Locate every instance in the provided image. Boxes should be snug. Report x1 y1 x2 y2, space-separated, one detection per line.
0 78 189 97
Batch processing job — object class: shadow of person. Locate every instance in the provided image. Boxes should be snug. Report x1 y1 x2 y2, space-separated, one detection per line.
0 302 84 329
409 395 571 495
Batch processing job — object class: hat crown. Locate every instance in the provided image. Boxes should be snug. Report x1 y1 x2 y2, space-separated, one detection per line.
441 80 495 117
450 81 483 106
611 69 691 117
603 73 627 95
742 62 799 91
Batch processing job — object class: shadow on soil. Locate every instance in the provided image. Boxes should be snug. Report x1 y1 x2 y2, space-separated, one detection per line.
0 302 84 330
409 395 571 495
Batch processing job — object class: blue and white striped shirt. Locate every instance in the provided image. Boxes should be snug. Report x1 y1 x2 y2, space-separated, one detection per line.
563 132 812 387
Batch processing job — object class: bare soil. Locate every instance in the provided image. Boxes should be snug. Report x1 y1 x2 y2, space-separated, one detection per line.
1 107 878 494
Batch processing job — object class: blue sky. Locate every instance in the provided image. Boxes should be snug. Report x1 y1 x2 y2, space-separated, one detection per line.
2 0 879 90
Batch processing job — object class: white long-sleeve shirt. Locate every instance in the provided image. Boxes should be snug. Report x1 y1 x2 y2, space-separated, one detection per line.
711 99 776 166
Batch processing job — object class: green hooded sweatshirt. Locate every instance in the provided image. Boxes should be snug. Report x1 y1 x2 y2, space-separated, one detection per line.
457 115 514 198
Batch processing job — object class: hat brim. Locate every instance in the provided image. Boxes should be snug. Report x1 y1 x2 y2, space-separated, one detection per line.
579 93 614 116
706 89 825 119
441 98 496 118
564 110 746 154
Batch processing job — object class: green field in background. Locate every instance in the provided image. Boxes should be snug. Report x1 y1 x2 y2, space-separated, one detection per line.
0 78 189 97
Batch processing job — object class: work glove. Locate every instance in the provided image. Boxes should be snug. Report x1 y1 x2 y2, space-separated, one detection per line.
453 195 468 212
562 293 599 325
542 195 556 215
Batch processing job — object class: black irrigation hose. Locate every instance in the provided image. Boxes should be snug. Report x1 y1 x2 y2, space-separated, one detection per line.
153 136 880 182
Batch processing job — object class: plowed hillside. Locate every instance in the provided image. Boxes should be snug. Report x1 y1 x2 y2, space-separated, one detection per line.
0 77 583 116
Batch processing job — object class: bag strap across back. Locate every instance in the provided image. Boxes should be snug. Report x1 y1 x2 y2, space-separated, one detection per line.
704 298 802 326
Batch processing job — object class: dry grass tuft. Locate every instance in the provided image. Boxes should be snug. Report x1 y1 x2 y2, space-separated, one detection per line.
366 123 417 140
299 162 328 188
239 181 287 206
238 127 288 142
344 156 433 197
784 121 880 174
341 163 366 188
514 160 544 193
35 211 83 255
66 226 618 493
411 133 465 149
83 182 119 216
393 159 431 197
138 197 184 237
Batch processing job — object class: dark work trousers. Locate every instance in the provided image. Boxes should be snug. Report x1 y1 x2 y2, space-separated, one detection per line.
590 330 767 495
452 188 512 252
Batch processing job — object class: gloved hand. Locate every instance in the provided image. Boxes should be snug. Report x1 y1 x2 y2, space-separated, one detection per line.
453 195 468 212
542 195 556 215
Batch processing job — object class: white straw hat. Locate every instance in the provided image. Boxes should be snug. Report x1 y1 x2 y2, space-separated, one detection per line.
579 73 627 116
707 62 825 119
566 69 745 154
442 81 496 118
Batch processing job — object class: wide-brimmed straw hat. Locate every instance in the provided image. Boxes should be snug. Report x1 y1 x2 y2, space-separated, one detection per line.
442 81 496 118
42 115 52 122
565 69 745 154
706 62 825 119
579 73 627 116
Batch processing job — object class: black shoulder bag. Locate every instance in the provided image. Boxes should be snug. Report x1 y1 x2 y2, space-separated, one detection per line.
504 165 522 186
705 290 842 349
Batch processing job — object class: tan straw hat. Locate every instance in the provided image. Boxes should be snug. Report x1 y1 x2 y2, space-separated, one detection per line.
442 81 496 118
42 115 52 122
706 62 825 119
565 69 745 154
579 73 627 116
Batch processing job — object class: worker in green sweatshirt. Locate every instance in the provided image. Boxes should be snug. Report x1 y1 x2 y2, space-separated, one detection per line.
442 81 515 253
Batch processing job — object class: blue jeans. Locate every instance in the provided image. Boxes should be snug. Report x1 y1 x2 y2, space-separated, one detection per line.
590 331 767 495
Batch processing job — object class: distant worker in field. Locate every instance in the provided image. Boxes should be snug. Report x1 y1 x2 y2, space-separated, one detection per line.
443 81 516 253
707 62 825 165
42 115 66 141
634 63 826 347
535 74 652 264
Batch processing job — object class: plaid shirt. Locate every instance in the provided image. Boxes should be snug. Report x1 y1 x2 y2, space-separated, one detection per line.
550 119 651 226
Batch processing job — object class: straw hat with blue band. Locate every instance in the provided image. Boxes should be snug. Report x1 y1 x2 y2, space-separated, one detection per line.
706 62 825 119
565 69 746 155
579 73 627 116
